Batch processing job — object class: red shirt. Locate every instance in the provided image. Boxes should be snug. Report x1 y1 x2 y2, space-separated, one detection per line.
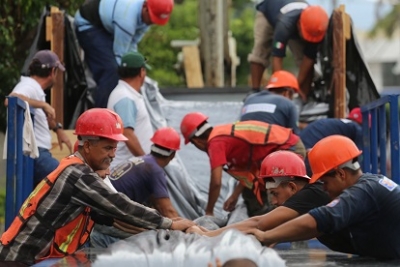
207 134 299 170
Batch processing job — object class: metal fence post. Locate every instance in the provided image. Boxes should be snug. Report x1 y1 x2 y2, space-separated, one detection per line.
5 97 34 229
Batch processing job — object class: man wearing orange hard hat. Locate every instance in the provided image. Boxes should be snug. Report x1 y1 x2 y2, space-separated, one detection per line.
248 0 328 99
74 0 174 108
245 135 400 260
241 70 301 134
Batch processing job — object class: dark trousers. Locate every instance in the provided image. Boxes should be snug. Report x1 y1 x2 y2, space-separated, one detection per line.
75 26 119 108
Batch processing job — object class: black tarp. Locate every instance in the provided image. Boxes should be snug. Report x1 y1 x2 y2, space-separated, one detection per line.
21 6 93 129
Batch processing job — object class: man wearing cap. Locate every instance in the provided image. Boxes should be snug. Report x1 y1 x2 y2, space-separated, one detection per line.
245 135 400 259
300 107 364 176
74 0 174 108
6 50 72 186
248 0 329 99
241 70 300 134
107 51 153 169
90 127 181 248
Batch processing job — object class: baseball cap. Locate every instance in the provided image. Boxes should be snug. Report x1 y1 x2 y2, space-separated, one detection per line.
32 50 65 71
347 107 362 124
120 52 151 70
147 0 174 26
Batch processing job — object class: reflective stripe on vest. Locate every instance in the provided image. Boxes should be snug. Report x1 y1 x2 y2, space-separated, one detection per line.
1 155 95 259
208 120 292 146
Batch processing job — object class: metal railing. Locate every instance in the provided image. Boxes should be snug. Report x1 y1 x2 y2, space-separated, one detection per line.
361 94 400 182
5 96 34 229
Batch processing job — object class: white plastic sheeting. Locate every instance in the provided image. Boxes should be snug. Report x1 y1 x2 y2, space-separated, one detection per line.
92 229 286 267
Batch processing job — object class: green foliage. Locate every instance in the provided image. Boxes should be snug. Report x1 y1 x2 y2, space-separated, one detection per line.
369 4 400 38
139 0 199 86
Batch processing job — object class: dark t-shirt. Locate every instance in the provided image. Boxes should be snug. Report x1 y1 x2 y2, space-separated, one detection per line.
256 0 319 59
283 182 330 214
109 154 169 204
240 91 299 134
283 182 356 253
309 174 400 259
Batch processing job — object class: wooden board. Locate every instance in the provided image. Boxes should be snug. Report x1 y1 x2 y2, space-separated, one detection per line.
50 130 77 161
182 46 204 88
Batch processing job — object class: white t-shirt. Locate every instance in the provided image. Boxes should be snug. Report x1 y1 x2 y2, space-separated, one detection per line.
107 80 153 168
12 76 52 150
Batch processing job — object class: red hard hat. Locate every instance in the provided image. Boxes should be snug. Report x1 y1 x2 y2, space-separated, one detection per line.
266 70 300 92
180 112 209 144
147 0 174 26
259 150 308 179
299 6 329 43
151 127 181 151
74 108 128 141
309 135 362 183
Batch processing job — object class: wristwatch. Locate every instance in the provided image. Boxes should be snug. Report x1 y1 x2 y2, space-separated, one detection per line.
52 122 63 132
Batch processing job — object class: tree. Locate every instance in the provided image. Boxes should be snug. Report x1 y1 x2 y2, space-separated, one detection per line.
370 4 400 37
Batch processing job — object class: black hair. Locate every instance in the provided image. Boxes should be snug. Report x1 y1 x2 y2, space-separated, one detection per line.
118 66 142 78
28 59 53 77
268 87 294 95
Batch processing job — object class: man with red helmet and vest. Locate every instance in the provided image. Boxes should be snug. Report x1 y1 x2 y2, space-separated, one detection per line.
241 70 300 134
180 112 306 217
90 127 182 248
0 109 194 266
74 0 174 108
245 135 400 259
248 0 328 99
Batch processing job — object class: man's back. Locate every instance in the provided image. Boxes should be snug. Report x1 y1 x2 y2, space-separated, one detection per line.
309 174 400 259
300 118 363 149
257 0 307 27
109 155 169 204
241 91 299 134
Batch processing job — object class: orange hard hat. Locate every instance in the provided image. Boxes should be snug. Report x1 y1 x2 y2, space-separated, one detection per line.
180 112 209 144
147 0 174 25
266 70 300 92
151 127 181 151
299 6 329 43
74 108 128 141
308 135 362 183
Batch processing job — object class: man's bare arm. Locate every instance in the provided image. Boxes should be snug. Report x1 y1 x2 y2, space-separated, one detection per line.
205 166 223 216
152 197 179 218
123 127 146 156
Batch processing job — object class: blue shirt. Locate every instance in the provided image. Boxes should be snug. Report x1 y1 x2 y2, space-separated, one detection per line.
309 174 400 259
75 0 149 64
240 91 299 134
256 0 319 59
109 155 169 204
300 118 363 176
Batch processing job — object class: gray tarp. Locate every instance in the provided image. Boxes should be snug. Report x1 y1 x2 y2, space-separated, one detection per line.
141 77 247 224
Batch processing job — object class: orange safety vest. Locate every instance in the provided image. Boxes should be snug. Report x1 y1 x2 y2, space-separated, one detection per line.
1 155 95 261
209 120 292 204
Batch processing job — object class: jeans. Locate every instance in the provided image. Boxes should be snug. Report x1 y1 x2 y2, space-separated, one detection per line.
90 223 133 248
34 147 59 186
75 26 119 108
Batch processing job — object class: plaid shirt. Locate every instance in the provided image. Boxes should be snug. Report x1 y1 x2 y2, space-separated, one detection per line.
0 154 172 264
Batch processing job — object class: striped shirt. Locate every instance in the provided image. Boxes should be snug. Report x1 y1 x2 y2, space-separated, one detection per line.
0 153 172 264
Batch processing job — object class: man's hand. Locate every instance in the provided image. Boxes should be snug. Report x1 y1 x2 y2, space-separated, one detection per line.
243 228 268 244
43 103 56 119
223 195 239 212
170 219 195 231
186 225 206 235
56 129 72 153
